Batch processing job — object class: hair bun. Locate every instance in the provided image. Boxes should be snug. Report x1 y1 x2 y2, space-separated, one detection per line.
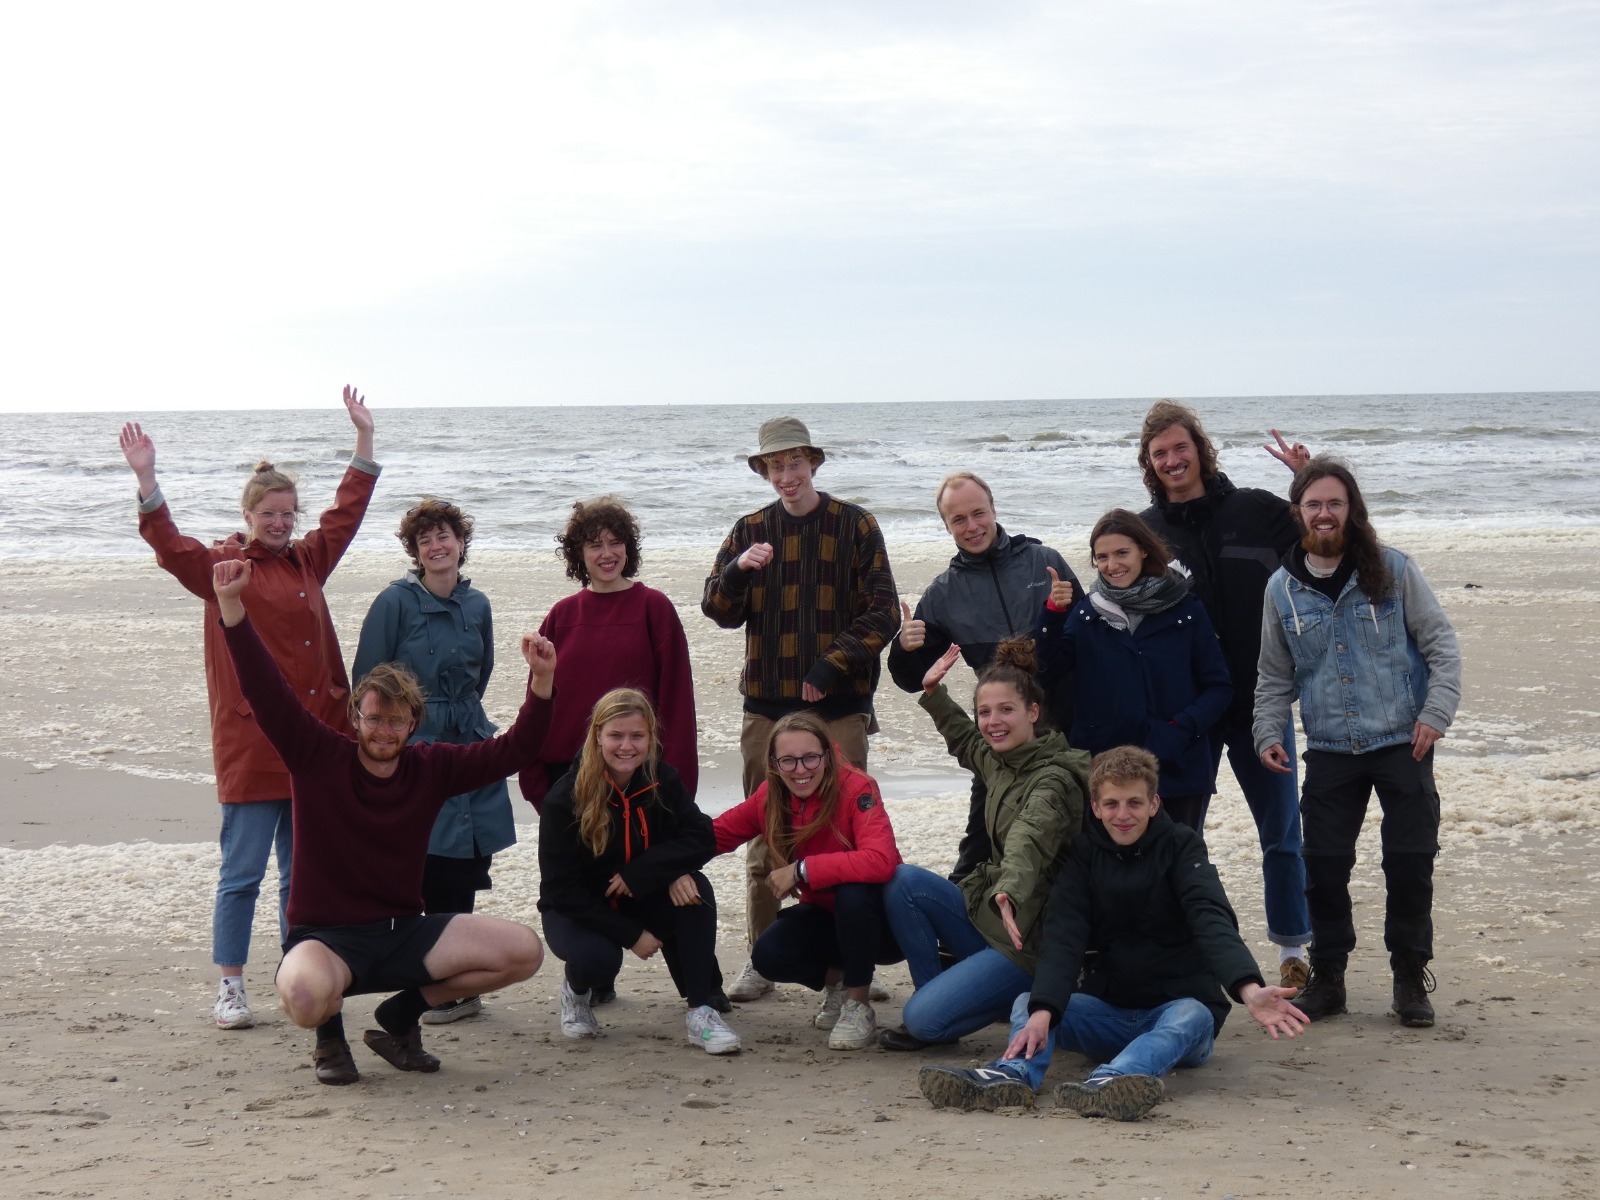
253 460 276 474
992 637 1038 675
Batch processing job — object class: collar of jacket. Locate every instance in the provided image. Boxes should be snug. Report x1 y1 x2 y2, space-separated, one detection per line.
399 571 473 613
227 532 303 564
949 525 1038 571
1154 472 1238 525
996 727 1082 774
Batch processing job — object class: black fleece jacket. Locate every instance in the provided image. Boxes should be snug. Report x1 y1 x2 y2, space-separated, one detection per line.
536 758 715 947
1027 810 1263 1035
1141 473 1299 728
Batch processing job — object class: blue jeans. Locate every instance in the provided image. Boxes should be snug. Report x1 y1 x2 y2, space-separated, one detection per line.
213 800 292 967
994 991 1215 1091
884 864 1032 1042
1214 715 1313 947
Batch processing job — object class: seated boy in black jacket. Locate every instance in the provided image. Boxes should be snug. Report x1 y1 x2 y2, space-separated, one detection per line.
918 745 1307 1121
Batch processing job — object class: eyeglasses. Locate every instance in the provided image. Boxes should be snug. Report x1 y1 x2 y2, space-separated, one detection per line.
1297 500 1348 516
357 714 413 731
772 752 826 773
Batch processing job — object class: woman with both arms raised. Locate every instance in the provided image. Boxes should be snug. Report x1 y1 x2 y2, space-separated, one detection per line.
879 640 1090 1051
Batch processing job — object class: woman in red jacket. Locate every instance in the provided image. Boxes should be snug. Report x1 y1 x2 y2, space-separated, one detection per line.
520 497 697 813
712 713 904 1050
119 387 377 1032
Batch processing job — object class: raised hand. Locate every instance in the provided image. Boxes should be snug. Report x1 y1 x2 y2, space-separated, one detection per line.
898 599 926 651
1046 566 1074 610
921 643 961 694
342 384 374 460
119 422 158 496
1265 428 1310 472
737 542 775 572
211 560 253 627
521 632 557 698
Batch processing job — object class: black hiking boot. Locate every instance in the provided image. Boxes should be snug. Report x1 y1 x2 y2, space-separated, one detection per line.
1392 954 1436 1028
1296 963 1348 1021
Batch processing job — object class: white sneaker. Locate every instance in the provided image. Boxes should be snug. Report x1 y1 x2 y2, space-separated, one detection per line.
828 998 877 1050
814 980 845 1029
213 977 254 1030
559 980 603 1040
686 1005 742 1055
869 973 892 1003
726 959 772 1002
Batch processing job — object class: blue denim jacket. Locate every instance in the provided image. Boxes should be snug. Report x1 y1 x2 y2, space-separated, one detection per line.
1253 546 1461 756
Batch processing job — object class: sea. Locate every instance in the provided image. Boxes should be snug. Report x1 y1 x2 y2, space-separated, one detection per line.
6 391 1597 562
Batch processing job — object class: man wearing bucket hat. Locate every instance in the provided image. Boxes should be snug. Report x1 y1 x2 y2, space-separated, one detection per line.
703 416 900 1003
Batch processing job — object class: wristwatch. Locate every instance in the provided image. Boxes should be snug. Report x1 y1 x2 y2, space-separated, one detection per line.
795 859 808 887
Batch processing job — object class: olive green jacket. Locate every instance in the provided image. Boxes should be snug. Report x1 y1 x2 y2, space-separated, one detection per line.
920 684 1090 973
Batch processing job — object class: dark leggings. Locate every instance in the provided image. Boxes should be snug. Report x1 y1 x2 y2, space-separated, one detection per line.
541 871 721 1008
751 883 904 991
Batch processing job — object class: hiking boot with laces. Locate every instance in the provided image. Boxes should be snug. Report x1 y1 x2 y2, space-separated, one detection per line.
1296 964 1348 1021
827 999 876 1050
686 1005 742 1054
1392 954 1437 1028
213 977 254 1030
814 980 845 1029
918 1064 1034 1111
1054 1073 1165 1122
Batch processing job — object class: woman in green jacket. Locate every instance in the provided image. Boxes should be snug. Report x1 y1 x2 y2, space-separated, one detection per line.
880 639 1089 1049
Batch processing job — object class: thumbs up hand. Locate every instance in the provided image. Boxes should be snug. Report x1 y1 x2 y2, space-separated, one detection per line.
1047 567 1074 611
898 599 927 651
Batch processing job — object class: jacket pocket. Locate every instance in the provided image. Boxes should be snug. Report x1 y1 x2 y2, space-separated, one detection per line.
1281 605 1331 669
1353 598 1400 654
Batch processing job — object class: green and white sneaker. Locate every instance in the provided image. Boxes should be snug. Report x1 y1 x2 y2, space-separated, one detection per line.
686 1005 742 1055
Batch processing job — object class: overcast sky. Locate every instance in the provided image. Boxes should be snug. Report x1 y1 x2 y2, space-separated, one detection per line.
1 1 1594 412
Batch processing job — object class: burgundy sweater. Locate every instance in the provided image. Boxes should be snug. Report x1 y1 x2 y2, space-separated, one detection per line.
223 615 551 927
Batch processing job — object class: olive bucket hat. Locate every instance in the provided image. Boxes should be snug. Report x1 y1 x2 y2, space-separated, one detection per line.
747 416 826 474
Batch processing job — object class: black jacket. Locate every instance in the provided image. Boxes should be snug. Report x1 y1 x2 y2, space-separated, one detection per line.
536 758 715 947
888 527 1081 727
1141 473 1298 727
1028 810 1263 1035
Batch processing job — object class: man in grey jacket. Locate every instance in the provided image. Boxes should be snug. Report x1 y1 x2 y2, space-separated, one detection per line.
1255 457 1461 1029
888 472 1082 881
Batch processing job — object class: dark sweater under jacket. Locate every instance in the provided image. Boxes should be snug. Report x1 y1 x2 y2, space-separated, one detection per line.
1027 810 1264 1035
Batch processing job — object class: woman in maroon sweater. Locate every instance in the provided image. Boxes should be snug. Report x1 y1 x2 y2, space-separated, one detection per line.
520 497 698 811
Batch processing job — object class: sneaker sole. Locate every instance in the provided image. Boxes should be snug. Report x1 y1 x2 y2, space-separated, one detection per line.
1054 1075 1164 1121
214 1014 254 1030
918 1066 1034 1112
827 1030 875 1051
421 999 483 1025
560 1024 603 1040
691 1037 742 1055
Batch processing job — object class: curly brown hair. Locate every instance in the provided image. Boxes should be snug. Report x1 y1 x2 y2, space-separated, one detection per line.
557 496 642 584
1088 745 1160 800
1289 456 1394 599
1137 400 1220 502
396 498 473 571
349 661 426 729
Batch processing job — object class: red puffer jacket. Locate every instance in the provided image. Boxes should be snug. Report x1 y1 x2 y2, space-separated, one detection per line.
713 760 901 912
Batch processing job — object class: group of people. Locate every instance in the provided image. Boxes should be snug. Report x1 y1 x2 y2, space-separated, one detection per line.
119 391 1460 1119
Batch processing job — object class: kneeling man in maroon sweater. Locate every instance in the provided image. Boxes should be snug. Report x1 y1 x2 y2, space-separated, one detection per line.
213 559 553 1085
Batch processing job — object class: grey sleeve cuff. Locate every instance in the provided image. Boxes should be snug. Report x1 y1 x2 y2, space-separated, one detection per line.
137 484 166 514
349 454 381 476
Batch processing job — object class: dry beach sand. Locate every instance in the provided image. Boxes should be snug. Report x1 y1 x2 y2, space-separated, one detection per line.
2 531 1598 1199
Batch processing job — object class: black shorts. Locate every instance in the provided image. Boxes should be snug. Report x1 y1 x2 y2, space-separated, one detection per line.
281 914 456 996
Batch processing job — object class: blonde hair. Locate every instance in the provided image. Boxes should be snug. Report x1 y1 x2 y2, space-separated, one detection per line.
572 689 659 857
934 471 994 516
240 460 300 516
349 662 426 728
761 712 845 866
1089 745 1160 799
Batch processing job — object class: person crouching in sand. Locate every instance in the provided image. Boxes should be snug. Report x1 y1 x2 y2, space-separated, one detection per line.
918 746 1308 1121
211 559 551 1085
537 690 741 1055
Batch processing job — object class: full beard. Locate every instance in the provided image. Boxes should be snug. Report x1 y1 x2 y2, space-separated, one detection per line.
1301 528 1346 559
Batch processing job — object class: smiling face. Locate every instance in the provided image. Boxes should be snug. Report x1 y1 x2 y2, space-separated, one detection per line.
582 528 631 592
415 523 463 580
599 711 651 780
1093 533 1149 590
243 489 298 552
974 680 1039 753
772 729 828 800
1145 424 1205 503
355 691 416 767
762 449 821 516
938 479 998 555
1091 777 1160 846
1296 476 1350 560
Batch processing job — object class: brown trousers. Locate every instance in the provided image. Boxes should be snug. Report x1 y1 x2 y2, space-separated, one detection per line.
737 710 871 947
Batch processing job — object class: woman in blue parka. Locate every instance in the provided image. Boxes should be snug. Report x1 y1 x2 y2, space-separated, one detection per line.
1037 508 1232 833
353 498 514 1024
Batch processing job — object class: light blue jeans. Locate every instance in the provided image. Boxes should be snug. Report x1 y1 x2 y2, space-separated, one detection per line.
1213 715 1313 947
993 990 1216 1091
213 800 292 967
883 864 1033 1042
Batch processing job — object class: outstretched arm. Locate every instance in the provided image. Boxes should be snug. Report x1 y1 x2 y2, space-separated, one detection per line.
343 384 374 461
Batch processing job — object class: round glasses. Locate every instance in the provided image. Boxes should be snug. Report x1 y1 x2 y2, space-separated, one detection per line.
772 751 826 773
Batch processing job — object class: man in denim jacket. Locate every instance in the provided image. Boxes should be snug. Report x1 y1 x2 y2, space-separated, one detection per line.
1254 457 1461 1029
